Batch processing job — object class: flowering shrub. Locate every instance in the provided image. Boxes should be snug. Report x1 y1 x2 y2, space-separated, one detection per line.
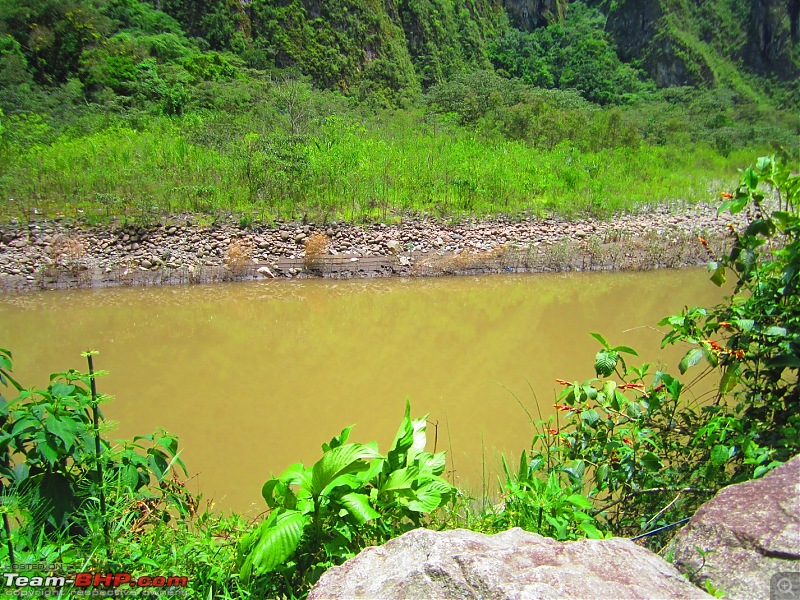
503 156 799 548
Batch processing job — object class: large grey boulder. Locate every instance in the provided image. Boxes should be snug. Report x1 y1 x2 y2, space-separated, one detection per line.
308 527 711 599
670 455 800 600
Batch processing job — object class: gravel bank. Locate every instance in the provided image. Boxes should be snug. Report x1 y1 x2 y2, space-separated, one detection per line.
0 203 744 292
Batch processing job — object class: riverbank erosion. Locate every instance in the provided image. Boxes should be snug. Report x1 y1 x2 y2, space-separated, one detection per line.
0 203 745 291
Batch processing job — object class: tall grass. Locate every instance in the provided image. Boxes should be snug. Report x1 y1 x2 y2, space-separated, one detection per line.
0 109 756 225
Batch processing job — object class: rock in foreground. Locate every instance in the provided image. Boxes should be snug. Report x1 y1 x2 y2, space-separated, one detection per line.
308 527 711 599
670 455 800 600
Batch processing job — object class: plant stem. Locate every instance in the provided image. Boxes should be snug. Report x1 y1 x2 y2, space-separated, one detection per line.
86 354 110 547
1 486 14 566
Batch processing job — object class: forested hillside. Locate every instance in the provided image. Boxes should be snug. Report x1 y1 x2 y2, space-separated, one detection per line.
0 0 797 223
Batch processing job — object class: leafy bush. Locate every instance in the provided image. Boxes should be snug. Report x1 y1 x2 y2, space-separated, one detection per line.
503 156 799 549
237 402 455 596
488 3 654 106
0 349 187 560
663 156 800 468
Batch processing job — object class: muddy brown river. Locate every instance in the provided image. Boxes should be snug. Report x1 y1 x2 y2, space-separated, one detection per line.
0 270 723 514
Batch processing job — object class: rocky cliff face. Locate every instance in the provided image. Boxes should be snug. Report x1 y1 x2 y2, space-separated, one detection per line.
605 0 798 87
502 0 566 31
605 0 713 87
158 0 797 96
745 0 799 79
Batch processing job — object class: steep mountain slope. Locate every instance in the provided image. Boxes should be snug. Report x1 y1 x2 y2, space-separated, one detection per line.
0 0 796 107
606 0 799 91
156 0 507 96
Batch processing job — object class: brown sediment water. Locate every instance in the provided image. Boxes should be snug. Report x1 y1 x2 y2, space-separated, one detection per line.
0 270 723 514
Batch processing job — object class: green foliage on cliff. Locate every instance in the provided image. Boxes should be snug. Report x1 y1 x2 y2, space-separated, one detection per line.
0 0 797 225
489 3 654 105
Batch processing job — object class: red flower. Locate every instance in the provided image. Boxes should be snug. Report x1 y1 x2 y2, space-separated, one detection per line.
721 192 733 199
547 428 559 436
553 404 572 412
620 382 646 391
622 437 633 446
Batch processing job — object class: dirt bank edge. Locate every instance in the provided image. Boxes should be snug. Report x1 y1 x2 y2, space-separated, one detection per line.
0 203 742 292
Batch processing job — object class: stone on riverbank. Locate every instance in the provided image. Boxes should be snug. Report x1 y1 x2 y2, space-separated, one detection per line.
669 455 800 600
307 528 712 600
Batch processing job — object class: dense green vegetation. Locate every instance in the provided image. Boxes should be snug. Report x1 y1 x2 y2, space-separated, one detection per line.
0 0 797 224
1 157 797 598
1 2 797 595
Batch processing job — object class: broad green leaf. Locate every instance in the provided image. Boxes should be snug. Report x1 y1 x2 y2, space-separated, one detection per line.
147 452 168 481
566 494 593 510
45 415 78 451
119 464 141 490
718 364 740 394
743 166 758 191
408 480 452 513
679 348 704 374
320 473 364 497
311 443 381 497
379 466 419 494
50 383 75 398
544 515 568 540
562 460 585 482
710 265 727 287
578 522 604 539
262 479 297 510
416 451 446 476
728 197 748 214
595 463 609 484
408 494 442 514
340 492 380 524
278 463 311 488
772 211 794 230
640 452 661 472
767 354 800 368
360 457 385 483
408 416 429 462
243 510 307 579
572 510 593 522
322 425 354 452
580 409 599 426
710 444 729 466
157 435 179 456
387 401 414 468
610 345 638 356
589 332 610 349
594 350 618 377
39 440 59 465
745 219 774 238
764 326 787 337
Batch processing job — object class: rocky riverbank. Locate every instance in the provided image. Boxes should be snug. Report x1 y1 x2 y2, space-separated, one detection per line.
0 203 744 292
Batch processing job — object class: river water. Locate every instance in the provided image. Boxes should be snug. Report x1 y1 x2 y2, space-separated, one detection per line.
0 270 723 513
